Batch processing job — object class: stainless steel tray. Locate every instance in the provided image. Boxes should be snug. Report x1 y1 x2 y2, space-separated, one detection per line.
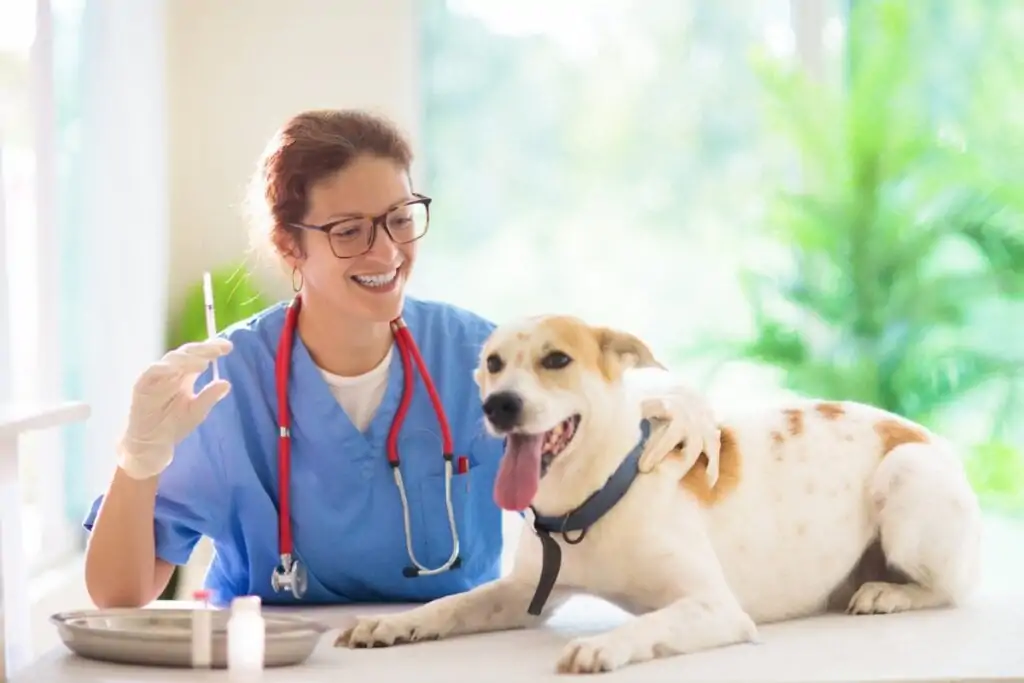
51 607 331 668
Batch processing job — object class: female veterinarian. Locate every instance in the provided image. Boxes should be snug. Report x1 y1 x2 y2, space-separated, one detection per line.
82 109 720 608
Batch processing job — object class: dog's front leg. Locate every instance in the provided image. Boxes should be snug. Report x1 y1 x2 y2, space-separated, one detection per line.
556 590 757 674
336 576 564 648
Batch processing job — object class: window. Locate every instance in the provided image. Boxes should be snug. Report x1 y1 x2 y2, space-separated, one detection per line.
417 0 1024 587
1 0 88 573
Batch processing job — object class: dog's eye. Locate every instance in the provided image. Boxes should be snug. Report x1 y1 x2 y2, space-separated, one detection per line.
486 353 504 373
540 351 572 370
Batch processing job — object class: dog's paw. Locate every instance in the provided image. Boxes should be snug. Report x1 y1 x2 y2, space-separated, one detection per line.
334 613 441 648
847 582 914 615
556 634 631 674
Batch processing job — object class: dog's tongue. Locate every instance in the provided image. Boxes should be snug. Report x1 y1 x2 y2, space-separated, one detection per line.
494 433 544 511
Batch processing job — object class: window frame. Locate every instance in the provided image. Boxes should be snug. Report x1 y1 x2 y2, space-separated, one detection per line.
2 0 83 574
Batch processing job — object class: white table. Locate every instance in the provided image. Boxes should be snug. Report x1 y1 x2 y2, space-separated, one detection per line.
14 593 1024 682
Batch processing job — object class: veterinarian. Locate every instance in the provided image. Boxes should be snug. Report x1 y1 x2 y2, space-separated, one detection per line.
82 109 720 608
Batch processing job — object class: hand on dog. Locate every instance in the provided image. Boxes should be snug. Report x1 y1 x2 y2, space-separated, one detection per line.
638 383 720 486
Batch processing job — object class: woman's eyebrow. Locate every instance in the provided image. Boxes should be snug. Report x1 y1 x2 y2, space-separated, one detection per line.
324 196 415 222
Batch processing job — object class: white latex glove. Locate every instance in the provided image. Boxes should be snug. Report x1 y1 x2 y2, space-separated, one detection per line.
118 338 233 480
630 369 722 486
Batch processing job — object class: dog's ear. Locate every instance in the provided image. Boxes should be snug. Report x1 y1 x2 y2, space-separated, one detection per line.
593 326 665 379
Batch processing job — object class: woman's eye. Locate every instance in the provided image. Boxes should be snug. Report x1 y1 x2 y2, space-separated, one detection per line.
331 226 364 241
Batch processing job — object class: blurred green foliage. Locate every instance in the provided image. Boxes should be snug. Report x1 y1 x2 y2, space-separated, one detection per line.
421 0 1024 513
418 0 788 254
167 264 271 351
712 0 1024 510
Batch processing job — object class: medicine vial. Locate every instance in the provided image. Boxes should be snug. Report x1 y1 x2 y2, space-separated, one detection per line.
190 589 213 669
227 595 266 679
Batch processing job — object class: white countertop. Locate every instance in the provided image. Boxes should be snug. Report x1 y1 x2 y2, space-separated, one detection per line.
15 593 1024 682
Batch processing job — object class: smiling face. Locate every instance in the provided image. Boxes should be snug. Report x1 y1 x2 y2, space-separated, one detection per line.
475 315 664 511
286 154 420 323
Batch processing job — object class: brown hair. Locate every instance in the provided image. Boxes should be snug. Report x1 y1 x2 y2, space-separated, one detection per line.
245 108 414 259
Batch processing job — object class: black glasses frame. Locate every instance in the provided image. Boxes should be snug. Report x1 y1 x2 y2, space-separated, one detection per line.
289 193 432 259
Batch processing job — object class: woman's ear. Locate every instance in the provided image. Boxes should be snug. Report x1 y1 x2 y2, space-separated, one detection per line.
592 326 665 380
273 227 305 267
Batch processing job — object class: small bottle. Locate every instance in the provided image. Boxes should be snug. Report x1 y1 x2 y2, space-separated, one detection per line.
190 589 213 669
227 595 266 679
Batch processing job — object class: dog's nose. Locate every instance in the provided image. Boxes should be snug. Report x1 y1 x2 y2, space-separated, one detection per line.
483 391 524 431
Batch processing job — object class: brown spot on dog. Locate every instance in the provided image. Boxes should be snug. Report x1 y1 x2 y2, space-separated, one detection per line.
815 402 845 420
875 418 930 455
475 316 666 401
770 430 785 461
590 325 664 381
680 426 742 505
783 408 804 436
514 317 664 388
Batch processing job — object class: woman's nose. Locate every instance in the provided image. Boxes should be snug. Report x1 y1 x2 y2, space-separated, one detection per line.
366 224 400 261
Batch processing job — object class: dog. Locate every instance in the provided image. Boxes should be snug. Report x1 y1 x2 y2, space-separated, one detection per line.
337 315 983 674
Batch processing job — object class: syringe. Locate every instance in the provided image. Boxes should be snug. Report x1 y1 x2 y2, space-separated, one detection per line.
202 271 220 381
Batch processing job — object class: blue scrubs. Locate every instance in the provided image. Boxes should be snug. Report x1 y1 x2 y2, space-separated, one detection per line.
82 297 507 607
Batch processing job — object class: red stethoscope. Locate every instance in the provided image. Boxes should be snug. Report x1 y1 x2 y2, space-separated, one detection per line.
269 294 467 599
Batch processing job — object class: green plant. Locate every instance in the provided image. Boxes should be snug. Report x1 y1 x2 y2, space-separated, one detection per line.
964 440 1024 515
167 264 272 350
694 0 1024 510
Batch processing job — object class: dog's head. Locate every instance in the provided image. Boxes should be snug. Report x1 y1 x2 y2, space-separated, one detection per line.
475 315 664 512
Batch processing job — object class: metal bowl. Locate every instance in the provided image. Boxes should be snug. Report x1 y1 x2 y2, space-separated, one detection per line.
50 607 331 668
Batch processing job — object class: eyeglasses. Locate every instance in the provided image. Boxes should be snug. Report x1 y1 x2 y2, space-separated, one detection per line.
289 193 432 259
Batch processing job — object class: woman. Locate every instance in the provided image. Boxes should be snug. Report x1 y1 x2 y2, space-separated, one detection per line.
82 109 720 608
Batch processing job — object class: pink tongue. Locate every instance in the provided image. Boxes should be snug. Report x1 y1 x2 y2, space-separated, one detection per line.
493 433 544 511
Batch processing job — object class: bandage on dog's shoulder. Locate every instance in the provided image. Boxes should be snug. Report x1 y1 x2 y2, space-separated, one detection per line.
526 420 651 616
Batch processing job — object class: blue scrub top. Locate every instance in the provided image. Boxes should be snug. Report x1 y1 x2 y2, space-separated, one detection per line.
82 296 507 607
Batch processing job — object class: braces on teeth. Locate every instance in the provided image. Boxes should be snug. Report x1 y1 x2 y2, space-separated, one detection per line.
355 271 398 286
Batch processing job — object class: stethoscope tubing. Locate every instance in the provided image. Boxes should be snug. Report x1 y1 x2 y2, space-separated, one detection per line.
270 295 462 598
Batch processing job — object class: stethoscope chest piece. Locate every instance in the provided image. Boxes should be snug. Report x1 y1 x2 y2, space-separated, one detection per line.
271 553 308 599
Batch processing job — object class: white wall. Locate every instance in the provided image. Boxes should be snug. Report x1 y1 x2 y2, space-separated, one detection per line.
165 0 421 317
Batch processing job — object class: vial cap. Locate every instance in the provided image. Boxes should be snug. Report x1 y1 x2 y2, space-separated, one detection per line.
231 595 262 616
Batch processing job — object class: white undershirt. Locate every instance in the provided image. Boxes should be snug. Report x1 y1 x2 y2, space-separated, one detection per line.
317 347 393 432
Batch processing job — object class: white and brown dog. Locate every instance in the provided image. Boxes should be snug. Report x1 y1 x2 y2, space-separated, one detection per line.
337 315 983 674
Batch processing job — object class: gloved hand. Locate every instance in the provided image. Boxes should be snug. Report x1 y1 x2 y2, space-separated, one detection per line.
632 370 721 486
118 339 234 480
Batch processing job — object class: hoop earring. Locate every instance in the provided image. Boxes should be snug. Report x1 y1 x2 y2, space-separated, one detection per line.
291 267 304 293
